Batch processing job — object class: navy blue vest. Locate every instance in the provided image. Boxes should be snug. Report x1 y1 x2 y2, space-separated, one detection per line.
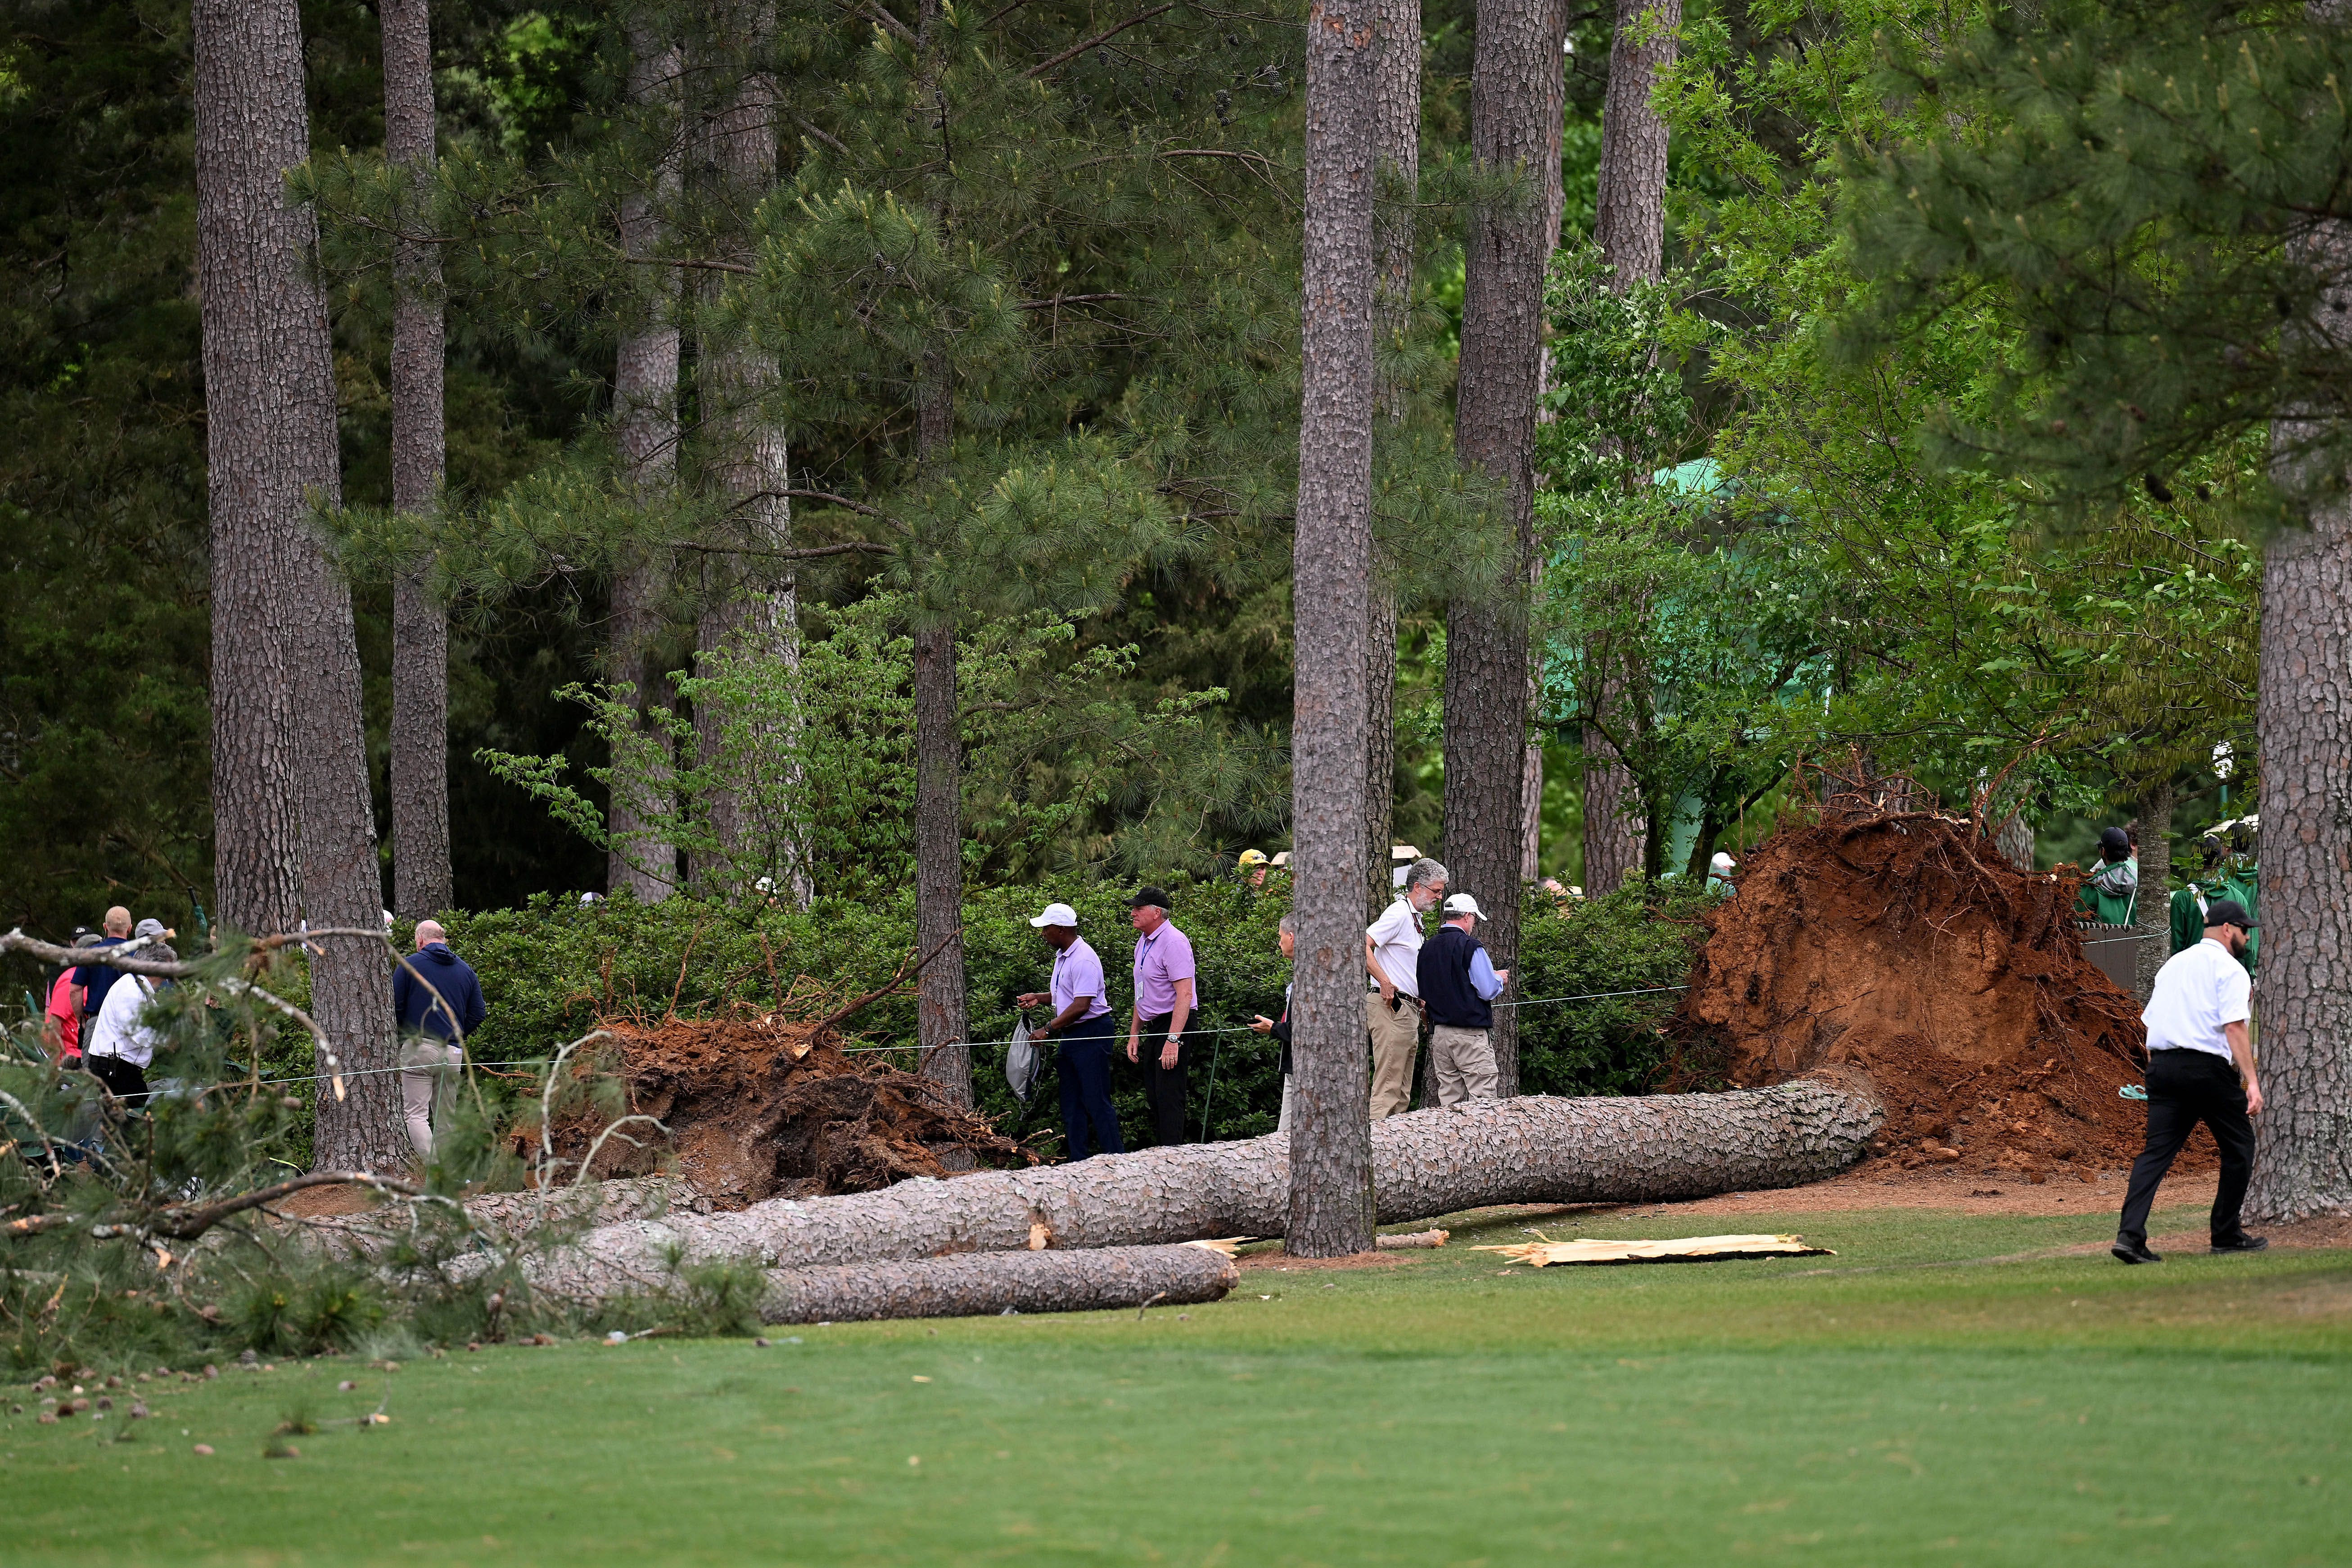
1416 924 1492 1030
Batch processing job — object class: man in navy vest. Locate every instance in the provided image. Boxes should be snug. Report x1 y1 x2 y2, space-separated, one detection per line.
1415 893 1509 1108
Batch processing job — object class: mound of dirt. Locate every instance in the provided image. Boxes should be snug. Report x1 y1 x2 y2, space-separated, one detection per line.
1676 795 2202 1182
532 1015 1034 1208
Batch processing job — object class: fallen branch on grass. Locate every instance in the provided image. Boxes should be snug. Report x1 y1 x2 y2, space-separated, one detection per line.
760 1242 1239 1324
1476 1234 1833 1267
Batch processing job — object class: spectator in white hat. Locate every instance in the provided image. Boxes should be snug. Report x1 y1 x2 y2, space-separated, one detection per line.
1016 902 1123 1160
1413 892 1508 1107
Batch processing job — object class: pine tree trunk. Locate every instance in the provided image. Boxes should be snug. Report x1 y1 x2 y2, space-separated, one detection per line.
527 1081 1882 1298
1581 720 1644 892
383 0 451 922
193 0 398 1167
1289 0 1382 1259
608 26 684 904
1366 0 1416 919
194 0 311 939
2245 494 2352 1222
2129 780 2173 1003
912 615 971 1110
691 10 808 903
759 1244 1240 1324
1445 0 1556 1098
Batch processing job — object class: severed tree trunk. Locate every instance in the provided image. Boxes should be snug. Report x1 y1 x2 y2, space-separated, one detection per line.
194 0 399 1167
525 1082 1881 1300
1290 0 1382 1258
383 0 451 922
1580 0 1678 894
1444 0 1557 1097
759 1244 1239 1324
2128 778 2173 1004
194 0 311 940
609 24 685 904
1365 0 1417 919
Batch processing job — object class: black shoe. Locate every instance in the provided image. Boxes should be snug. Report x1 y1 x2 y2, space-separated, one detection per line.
2210 1234 2270 1254
2112 1239 2162 1265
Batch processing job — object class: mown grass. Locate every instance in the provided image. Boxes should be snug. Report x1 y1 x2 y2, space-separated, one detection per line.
6 1199 2347 1566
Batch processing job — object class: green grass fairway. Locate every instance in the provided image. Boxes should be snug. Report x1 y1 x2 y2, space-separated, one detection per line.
8 1201 2349 1565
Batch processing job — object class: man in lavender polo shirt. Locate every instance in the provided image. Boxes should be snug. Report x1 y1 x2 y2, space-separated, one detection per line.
1016 902 1124 1161
1125 885 1197 1146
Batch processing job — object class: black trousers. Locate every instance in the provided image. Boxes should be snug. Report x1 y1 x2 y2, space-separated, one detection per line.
85 1053 150 1109
1135 1011 1189 1147
2118 1049 2257 1247
1055 1013 1125 1161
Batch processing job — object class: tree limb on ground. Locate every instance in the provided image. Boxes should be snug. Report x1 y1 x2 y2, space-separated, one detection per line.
760 1242 1238 1323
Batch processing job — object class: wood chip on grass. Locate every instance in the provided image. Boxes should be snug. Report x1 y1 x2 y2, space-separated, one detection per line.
1475 1233 1832 1267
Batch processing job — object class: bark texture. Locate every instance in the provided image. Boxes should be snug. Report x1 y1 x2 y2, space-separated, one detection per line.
1291 0 1382 1256
1581 0 1678 896
383 0 451 921
194 0 313 938
609 27 685 903
758 1244 1240 1324
1365 0 1416 918
2128 780 2173 1004
527 1081 1882 1299
912 615 972 1110
2246 496 2352 1222
1444 0 1556 1096
691 10 809 903
194 0 399 1167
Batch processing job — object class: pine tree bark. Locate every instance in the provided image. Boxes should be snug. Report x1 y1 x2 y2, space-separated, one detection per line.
691 7 808 903
1580 0 1677 894
526 1081 1882 1298
2245 497 2352 1222
383 0 451 921
194 0 311 939
912 613 972 1110
1366 0 1417 918
759 1244 1240 1324
1444 0 1555 1097
609 25 685 904
2129 779 2173 1003
1289 0 1382 1258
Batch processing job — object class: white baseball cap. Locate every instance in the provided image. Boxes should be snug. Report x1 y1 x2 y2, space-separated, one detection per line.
1443 893 1484 919
1711 851 1738 872
1029 902 1080 928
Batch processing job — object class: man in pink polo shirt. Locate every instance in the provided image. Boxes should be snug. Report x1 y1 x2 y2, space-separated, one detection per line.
1125 886 1197 1147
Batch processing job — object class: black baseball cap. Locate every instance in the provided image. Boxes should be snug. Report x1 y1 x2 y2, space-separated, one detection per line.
2098 826 2130 854
2204 899 2257 930
1128 885 1172 911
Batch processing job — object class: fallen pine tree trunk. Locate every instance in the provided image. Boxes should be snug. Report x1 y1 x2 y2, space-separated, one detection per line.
759 1243 1239 1324
528 1079 1880 1302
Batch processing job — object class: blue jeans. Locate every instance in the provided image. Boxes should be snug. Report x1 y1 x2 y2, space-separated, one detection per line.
1055 1014 1124 1161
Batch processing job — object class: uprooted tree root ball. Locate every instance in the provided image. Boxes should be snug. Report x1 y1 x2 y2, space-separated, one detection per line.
528 1016 1037 1207
1675 794 2197 1183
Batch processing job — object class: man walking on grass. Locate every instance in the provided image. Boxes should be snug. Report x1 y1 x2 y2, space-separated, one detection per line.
1017 902 1124 1162
1416 893 1509 1108
2114 899 2266 1264
393 919 488 1161
1125 886 1196 1147
1365 857 1446 1119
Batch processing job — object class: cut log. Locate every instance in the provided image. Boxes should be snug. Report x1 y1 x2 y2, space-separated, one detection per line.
1376 1229 1449 1249
759 1243 1239 1324
528 1080 1880 1302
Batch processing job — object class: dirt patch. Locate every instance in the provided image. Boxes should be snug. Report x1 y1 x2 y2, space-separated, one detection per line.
1237 1247 1404 1271
1676 780 2208 1185
530 1012 1033 1207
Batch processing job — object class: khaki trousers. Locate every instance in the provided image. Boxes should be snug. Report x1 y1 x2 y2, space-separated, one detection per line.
400 1039 464 1161
1427 1024 1498 1108
1365 992 1422 1119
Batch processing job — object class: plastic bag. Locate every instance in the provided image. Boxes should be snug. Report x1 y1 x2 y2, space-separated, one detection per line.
1006 1017 1043 1105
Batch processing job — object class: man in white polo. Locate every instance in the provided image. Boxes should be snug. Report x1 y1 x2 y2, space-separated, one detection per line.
1364 856 1446 1119
2114 898 2266 1264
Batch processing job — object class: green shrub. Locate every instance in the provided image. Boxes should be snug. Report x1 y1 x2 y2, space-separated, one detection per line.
435 874 1714 1155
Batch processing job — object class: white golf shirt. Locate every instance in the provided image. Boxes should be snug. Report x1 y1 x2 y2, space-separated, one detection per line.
86 974 164 1068
1366 897 1428 999
2140 937 2251 1063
